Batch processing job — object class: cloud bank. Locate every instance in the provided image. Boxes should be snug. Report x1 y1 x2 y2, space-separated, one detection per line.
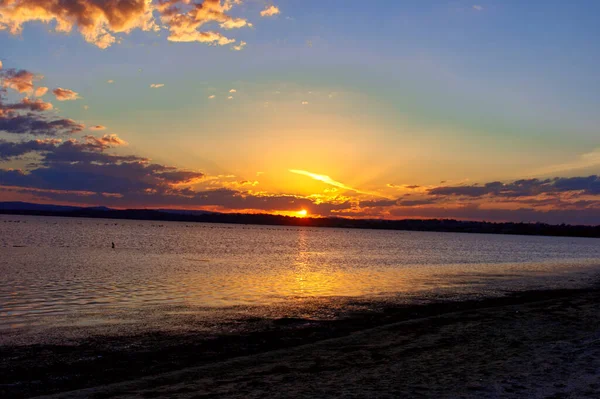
0 0 253 49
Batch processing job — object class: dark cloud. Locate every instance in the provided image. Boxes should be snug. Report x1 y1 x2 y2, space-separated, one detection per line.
397 199 438 206
0 113 84 136
0 138 59 160
40 139 143 164
4 97 53 112
0 79 84 136
428 176 600 197
359 199 397 208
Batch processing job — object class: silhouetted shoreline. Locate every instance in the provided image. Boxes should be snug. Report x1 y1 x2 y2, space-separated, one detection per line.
1 202 599 238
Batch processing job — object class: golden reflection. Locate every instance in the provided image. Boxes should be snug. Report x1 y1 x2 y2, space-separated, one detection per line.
289 228 346 297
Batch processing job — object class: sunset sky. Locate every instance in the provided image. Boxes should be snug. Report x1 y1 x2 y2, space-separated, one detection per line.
1 0 599 224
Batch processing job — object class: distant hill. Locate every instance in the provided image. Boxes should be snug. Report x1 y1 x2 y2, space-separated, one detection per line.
1 201 599 238
0 201 85 212
157 208 218 216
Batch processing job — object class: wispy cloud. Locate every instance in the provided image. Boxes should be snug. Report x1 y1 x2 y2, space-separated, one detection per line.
289 169 374 196
150 83 164 88
231 41 246 51
208 94 216 99
473 5 484 11
532 149 600 176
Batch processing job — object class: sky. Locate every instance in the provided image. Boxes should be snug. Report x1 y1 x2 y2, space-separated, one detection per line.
0 0 599 224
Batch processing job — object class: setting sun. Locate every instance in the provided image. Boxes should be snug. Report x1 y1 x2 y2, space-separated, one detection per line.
297 209 308 217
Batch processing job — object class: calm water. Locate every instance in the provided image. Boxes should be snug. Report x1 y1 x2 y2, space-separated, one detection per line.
1 215 599 344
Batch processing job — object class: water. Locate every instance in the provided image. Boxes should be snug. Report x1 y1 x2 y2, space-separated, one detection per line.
1 215 599 344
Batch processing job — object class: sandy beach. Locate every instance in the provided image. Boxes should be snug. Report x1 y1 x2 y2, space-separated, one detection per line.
1 287 597 398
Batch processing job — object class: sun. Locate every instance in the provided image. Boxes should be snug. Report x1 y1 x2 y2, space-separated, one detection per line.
297 209 308 217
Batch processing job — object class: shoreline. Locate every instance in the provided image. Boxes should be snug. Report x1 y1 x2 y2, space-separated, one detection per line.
3 210 600 239
2 285 599 398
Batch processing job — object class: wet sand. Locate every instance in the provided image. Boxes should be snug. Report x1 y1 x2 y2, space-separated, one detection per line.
2 287 599 398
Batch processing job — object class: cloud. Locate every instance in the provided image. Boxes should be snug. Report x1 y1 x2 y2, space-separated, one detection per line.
473 5 484 11
4 97 53 112
532 148 600 176
1 69 40 93
428 176 600 197
89 125 107 131
52 88 80 101
150 83 165 88
397 199 438 206
0 112 84 136
301 101 308 105
227 95 233 99
82 134 128 150
0 0 157 49
0 138 60 160
158 0 247 45
359 199 398 208
1 79 83 136
0 0 252 49
34 86 48 97
260 5 280 17
208 94 216 99
220 19 251 29
0 60 2 70
289 169 374 195
231 40 246 50
107 80 114 84
229 89 237 93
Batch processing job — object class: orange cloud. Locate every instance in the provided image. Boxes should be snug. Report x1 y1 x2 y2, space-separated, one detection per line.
3 97 54 112
0 0 251 49
89 125 107 131
83 134 128 150
34 86 48 97
52 88 80 101
231 40 246 51
289 169 378 196
0 0 157 49
1 69 40 93
158 0 248 45
260 5 280 17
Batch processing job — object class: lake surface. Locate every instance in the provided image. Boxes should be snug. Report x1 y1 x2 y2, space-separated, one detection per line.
1 215 599 344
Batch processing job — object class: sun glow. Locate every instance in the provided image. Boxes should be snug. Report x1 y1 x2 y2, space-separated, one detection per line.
297 209 308 217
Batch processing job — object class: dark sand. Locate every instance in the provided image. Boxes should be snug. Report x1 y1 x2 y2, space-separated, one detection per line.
3 288 600 398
